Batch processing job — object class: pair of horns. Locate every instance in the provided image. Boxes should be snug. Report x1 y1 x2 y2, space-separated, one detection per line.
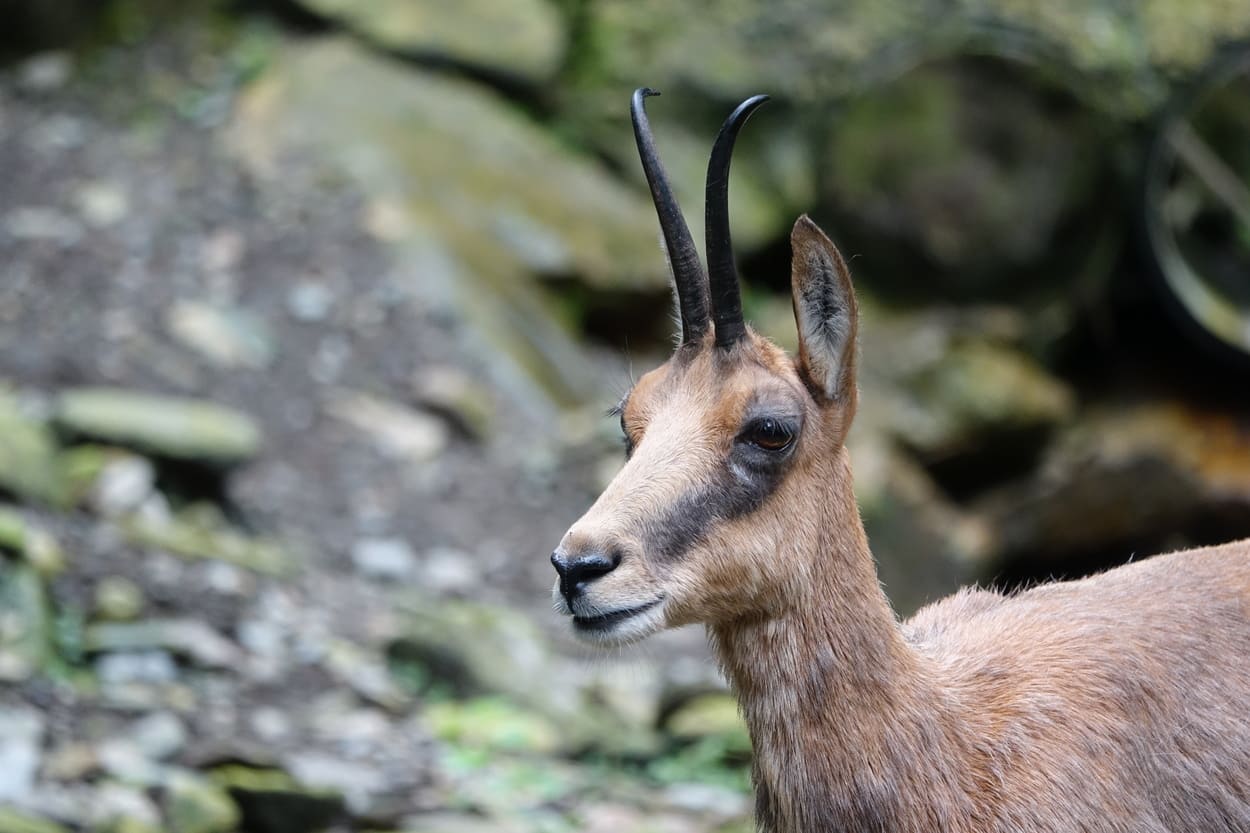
632 88 769 348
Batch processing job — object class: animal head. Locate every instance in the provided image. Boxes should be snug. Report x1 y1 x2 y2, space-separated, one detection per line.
551 89 861 645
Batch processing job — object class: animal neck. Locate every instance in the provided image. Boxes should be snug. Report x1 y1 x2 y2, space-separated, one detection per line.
709 449 976 833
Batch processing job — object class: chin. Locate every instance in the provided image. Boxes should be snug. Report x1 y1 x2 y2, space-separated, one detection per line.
554 589 668 646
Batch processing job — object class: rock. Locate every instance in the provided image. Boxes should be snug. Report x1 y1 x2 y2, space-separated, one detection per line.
210 765 345 833
0 808 67 833
39 742 96 782
0 564 51 681
87 455 156 517
871 330 1075 464
20 526 64 576
128 712 188 761
94 650 179 685
0 508 65 576
981 400 1250 562
321 638 411 712
16 52 72 92
229 38 653 410
419 546 476 595
285 282 334 323
89 783 162 833
165 774 240 833
55 388 261 466
165 301 274 371
4 207 81 246
413 366 495 442
86 619 240 669
121 503 291 575
282 754 382 817
424 697 561 755
577 1 1250 119
0 707 44 803
95 740 166 787
326 391 449 464
296 0 566 83
661 782 752 821
351 536 417 581
390 596 558 704
389 595 651 753
0 387 66 506
72 180 129 228
0 508 23 553
94 577 145 621
851 435 995 613
662 693 749 755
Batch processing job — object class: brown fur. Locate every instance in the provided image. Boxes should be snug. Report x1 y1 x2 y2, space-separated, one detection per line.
553 215 1250 832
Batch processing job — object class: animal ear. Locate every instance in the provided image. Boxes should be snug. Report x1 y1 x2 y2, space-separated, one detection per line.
789 215 858 404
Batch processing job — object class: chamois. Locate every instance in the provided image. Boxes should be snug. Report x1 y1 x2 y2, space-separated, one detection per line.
550 89 1250 833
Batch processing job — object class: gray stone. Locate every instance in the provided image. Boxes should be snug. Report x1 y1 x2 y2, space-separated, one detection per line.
72 181 129 228
16 52 72 92
296 0 566 82
165 301 274 371
0 707 44 802
419 546 476 595
128 712 188 761
283 753 383 815
87 455 155 517
88 783 162 831
55 388 261 466
86 619 240 669
350 536 417 580
94 650 179 685
95 740 165 786
4 207 82 245
285 282 334 322
326 392 448 464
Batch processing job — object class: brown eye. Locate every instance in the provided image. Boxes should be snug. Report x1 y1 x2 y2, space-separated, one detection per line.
744 418 795 452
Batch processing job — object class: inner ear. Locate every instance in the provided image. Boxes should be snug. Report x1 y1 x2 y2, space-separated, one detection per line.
789 215 858 404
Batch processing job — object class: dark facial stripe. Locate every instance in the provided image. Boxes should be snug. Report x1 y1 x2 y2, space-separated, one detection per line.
645 447 791 562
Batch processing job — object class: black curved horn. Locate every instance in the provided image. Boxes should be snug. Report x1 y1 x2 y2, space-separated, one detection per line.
632 88 708 344
705 94 769 348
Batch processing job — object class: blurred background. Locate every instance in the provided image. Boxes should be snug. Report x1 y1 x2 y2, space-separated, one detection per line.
1 1 1249 831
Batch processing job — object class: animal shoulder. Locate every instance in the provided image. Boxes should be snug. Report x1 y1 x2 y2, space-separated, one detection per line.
904 542 1250 660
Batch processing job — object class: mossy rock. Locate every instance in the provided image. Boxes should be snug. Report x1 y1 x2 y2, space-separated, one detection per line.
230 37 665 410
662 693 750 756
121 503 292 575
425 697 561 755
0 809 68 833
0 387 67 506
210 765 345 833
55 388 260 466
296 0 566 83
0 561 51 681
165 774 240 833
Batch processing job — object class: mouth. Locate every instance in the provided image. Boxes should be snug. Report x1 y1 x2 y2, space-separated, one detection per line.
572 598 663 633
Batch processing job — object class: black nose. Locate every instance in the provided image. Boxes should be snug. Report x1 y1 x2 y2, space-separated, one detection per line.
551 549 620 605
